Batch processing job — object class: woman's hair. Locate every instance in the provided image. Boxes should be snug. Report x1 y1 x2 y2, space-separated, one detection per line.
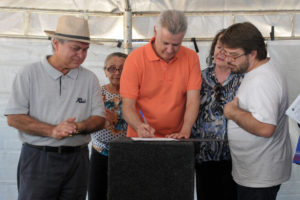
206 29 226 66
104 52 127 68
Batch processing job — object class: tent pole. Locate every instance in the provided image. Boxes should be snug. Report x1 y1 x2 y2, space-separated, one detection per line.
124 0 132 54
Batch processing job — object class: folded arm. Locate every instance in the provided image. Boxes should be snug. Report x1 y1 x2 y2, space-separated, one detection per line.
224 97 275 138
7 114 105 140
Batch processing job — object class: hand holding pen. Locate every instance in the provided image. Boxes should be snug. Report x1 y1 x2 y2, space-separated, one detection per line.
137 110 155 138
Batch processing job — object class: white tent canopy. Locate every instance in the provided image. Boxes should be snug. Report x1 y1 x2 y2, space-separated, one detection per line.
0 1 300 199
0 0 300 41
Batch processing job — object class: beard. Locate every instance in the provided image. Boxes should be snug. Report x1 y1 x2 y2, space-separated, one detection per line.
228 56 249 74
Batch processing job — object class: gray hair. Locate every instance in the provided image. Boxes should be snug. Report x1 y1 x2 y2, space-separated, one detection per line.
156 10 187 34
104 52 127 68
51 38 68 52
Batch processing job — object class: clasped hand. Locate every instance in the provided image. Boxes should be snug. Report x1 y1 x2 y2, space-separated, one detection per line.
51 117 77 139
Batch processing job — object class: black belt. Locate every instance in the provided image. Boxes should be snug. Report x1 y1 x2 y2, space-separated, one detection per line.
24 143 88 154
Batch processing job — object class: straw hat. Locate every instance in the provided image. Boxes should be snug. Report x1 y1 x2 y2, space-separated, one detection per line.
44 15 91 43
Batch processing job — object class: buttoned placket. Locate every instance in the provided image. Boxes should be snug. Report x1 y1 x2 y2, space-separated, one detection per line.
59 76 62 96
161 59 176 82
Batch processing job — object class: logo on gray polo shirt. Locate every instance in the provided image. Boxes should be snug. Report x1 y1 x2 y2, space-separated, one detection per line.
76 98 86 103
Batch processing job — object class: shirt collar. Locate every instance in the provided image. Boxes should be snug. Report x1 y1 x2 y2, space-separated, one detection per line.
145 37 160 61
42 56 79 80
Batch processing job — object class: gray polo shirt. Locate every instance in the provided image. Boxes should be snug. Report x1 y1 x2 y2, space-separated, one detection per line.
4 56 105 146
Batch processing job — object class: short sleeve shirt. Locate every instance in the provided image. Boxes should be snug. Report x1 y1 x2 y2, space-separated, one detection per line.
4 56 105 146
120 37 202 137
191 65 244 163
91 86 127 156
228 59 292 187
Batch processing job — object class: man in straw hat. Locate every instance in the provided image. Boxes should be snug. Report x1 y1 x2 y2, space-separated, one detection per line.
4 15 105 199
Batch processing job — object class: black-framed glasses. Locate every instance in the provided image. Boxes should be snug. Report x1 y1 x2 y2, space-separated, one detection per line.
105 66 123 73
225 53 246 62
220 49 246 62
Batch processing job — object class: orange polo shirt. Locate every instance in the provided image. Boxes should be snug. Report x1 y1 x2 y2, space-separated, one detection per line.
120 37 202 137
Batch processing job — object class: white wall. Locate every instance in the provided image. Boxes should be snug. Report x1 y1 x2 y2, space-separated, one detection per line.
0 38 300 200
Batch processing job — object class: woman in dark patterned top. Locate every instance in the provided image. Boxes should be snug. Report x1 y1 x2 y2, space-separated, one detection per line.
191 29 244 200
88 52 128 200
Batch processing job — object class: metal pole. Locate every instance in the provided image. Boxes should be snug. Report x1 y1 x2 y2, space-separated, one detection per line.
123 0 132 54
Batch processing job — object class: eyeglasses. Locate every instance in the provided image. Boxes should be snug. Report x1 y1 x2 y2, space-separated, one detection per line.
220 49 246 62
225 53 246 62
105 66 123 73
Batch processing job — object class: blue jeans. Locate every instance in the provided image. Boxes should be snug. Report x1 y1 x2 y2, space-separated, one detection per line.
18 143 89 200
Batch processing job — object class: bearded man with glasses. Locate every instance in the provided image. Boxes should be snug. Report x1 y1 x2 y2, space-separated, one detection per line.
222 22 292 200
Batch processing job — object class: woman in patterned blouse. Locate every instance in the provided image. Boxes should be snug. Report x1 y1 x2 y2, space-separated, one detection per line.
88 52 128 200
191 29 244 200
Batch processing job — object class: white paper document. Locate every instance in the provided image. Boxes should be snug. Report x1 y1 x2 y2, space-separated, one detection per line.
131 137 177 141
286 94 300 124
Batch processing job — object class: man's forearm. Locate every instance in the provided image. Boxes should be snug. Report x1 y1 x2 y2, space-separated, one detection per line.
180 90 200 135
122 104 143 132
122 98 155 137
76 116 105 134
7 114 54 137
228 107 275 138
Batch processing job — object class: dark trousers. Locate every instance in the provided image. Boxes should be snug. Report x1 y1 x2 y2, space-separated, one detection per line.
18 143 89 200
237 184 281 200
195 160 237 200
88 147 108 200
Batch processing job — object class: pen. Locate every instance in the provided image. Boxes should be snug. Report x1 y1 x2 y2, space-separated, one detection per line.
139 109 155 137
139 109 147 124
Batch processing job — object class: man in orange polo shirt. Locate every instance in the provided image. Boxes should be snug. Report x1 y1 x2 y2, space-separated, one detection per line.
120 10 202 138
